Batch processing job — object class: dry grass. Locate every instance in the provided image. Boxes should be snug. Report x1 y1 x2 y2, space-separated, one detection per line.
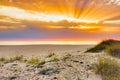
106 45 120 58
86 39 120 53
0 57 6 62
0 55 24 63
63 53 72 60
48 55 60 62
39 67 60 75
46 53 55 58
94 58 120 80
27 57 45 66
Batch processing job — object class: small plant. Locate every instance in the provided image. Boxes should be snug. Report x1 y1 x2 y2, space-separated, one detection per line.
39 67 60 75
46 53 55 58
13 55 23 61
94 58 120 80
9 58 15 62
37 59 45 68
3 55 24 63
0 57 6 62
0 63 3 67
49 56 59 62
0 58 12 63
27 57 40 65
106 45 120 58
11 67 20 72
27 57 45 66
63 53 72 60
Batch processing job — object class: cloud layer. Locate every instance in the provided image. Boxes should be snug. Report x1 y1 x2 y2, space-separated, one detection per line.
0 0 120 42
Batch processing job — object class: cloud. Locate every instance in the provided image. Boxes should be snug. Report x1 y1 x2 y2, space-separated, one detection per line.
1 6 96 23
0 0 120 41
0 25 119 41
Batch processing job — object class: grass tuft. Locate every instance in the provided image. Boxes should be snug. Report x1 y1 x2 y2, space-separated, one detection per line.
39 67 60 75
46 53 55 58
0 57 6 62
94 58 120 80
27 57 45 66
49 56 60 62
106 45 120 58
63 53 72 60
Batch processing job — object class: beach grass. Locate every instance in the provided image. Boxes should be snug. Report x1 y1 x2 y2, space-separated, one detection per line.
39 67 60 75
94 58 120 80
63 53 72 60
27 57 45 66
106 45 120 58
86 39 120 53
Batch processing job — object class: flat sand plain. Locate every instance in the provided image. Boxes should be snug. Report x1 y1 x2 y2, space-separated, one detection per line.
0 45 94 58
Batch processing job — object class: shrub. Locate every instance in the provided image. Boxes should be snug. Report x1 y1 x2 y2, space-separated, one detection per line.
94 58 120 80
0 57 6 62
49 56 59 62
13 55 23 61
27 57 40 65
0 57 13 63
3 55 24 63
12 67 20 72
37 59 45 68
106 45 120 58
39 67 60 75
63 53 72 60
27 57 45 66
0 63 3 67
46 53 55 58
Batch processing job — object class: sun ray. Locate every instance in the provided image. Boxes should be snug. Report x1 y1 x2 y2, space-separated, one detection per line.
0 0 120 32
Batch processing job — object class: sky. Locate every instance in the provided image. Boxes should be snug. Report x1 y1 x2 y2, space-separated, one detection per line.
0 0 120 44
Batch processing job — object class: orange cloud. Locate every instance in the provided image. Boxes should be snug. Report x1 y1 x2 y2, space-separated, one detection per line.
0 25 26 30
0 0 120 36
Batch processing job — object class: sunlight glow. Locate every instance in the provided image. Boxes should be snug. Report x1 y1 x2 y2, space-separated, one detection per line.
69 25 98 29
104 20 120 24
0 0 120 43
0 41 99 45
0 6 99 23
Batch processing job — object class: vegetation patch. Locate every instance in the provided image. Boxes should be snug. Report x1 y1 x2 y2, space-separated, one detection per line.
10 55 24 62
0 57 6 62
48 55 60 62
94 58 120 80
0 55 24 63
106 45 120 58
63 53 72 60
46 53 55 58
39 67 60 75
27 57 45 66
86 39 120 53
11 67 20 72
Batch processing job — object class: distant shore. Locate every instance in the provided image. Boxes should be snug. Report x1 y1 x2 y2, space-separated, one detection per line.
0 45 94 58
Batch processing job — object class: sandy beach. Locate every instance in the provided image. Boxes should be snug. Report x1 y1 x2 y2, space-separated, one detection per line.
0 45 102 80
0 45 93 58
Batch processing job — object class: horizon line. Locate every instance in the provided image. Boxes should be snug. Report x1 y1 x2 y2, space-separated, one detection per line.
0 41 100 45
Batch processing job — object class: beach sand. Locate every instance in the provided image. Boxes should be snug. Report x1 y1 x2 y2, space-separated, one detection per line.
0 45 103 80
0 45 94 58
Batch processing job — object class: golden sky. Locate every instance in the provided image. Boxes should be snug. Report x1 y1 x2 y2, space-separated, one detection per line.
0 0 120 44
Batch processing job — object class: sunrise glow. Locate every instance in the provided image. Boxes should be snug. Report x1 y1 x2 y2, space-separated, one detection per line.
0 0 120 44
